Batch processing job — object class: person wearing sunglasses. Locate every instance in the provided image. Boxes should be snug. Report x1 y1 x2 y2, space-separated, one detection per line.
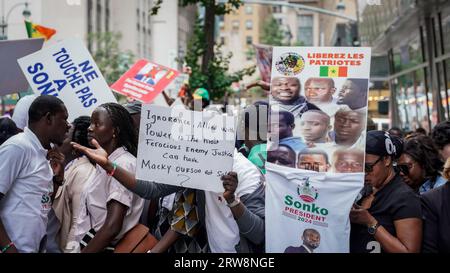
397 135 446 194
350 131 422 253
421 157 450 253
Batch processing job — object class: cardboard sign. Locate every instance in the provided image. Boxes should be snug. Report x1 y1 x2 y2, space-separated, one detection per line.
136 104 235 193
17 38 117 121
111 59 179 103
0 38 44 96
265 163 362 253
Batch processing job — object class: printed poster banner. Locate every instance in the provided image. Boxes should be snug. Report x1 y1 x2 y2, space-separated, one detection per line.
111 59 179 103
267 46 371 172
253 43 272 83
266 47 371 252
265 163 363 253
136 104 235 193
17 38 117 121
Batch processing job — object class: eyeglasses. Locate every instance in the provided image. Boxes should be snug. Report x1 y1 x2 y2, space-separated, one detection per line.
364 156 383 173
397 163 413 176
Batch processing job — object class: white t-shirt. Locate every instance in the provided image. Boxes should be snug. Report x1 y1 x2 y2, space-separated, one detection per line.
0 127 53 253
73 147 144 248
204 150 263 253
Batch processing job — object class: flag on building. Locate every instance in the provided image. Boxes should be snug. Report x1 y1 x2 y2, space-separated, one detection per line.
320 66 348 77
25 21 56 40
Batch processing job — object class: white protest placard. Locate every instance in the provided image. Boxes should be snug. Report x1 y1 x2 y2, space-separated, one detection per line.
265 163 363 253
136 104 236 193
17 38 117 121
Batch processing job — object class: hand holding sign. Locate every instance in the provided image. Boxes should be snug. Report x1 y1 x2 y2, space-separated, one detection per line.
222 172 238 203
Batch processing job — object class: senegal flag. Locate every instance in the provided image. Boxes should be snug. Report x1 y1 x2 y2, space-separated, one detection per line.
320 66 348 78
25 21 56 40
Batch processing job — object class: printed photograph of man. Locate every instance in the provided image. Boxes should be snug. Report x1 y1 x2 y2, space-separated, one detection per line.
267 144 296 168
270 77 320 118
330 106 366 148
268 111 306 153
332 148 364 173
304 78 336 105
297 148 330 172
336 78 368 110
299 110 331 143
284 228 321 253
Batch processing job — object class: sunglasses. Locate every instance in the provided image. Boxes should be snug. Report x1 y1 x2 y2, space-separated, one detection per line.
397 163 413 175
364 156 383 173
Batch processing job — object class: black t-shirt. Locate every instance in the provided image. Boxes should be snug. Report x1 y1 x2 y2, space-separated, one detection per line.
421 182 450 253
350 174 422 253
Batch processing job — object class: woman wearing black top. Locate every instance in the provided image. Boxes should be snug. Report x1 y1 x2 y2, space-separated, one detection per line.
350 131 422 253
421 158 450 253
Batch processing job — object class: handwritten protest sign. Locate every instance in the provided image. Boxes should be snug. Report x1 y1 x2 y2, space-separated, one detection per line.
17 38 117 121
136 104 236 192
111 59 179 103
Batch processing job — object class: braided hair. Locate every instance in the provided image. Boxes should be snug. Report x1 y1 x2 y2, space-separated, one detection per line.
100 103 138 157
0 117 19 145
403 135 444 183
71 116 91 148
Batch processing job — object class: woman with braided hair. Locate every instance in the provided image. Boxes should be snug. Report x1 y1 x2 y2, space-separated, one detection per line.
71 103 144 252
52 116 95 252
397 135 446 194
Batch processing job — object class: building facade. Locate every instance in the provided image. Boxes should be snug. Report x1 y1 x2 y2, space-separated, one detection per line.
219 3 271 82
1 0 196 64
360 0 450 132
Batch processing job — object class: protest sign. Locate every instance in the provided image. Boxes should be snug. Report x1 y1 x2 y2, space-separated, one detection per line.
111 59 179 103
0 38 44 96
165 73 189 98
253 43 272 83
17 38 116 121
266 46 371 252
136 104 235 193
268 47 371 170
265 163 363 253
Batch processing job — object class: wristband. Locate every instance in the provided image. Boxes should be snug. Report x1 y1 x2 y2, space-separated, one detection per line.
226 198 240 208
1 242 14 253
107 162 117 176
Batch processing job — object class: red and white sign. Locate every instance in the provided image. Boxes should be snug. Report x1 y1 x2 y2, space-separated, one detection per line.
111 59 179 103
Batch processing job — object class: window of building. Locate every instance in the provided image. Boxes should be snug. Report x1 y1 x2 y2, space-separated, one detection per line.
277 18 283 25
105 0 110 32
220 36 225 45
245 6 253 14
87 0 93 51
272 5 282 13
392 33 424 73
297 15 313 46
245 20 253 30
96 0 101 34
232 20 239 30
246 36 253 45
218 15 225 28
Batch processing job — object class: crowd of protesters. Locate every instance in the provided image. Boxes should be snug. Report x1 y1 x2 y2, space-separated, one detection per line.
0 77 449 253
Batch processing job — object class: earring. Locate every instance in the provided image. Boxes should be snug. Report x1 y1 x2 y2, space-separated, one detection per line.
113 134 116 138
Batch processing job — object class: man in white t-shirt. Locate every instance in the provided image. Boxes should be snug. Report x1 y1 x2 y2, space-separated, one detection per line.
204 150 264 253
0 95 70 253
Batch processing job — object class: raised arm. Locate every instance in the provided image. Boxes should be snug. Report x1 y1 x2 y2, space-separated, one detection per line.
72 139 180 199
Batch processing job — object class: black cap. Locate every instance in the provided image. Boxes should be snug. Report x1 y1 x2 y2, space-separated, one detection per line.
366 130 403 159
123 100 142 115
